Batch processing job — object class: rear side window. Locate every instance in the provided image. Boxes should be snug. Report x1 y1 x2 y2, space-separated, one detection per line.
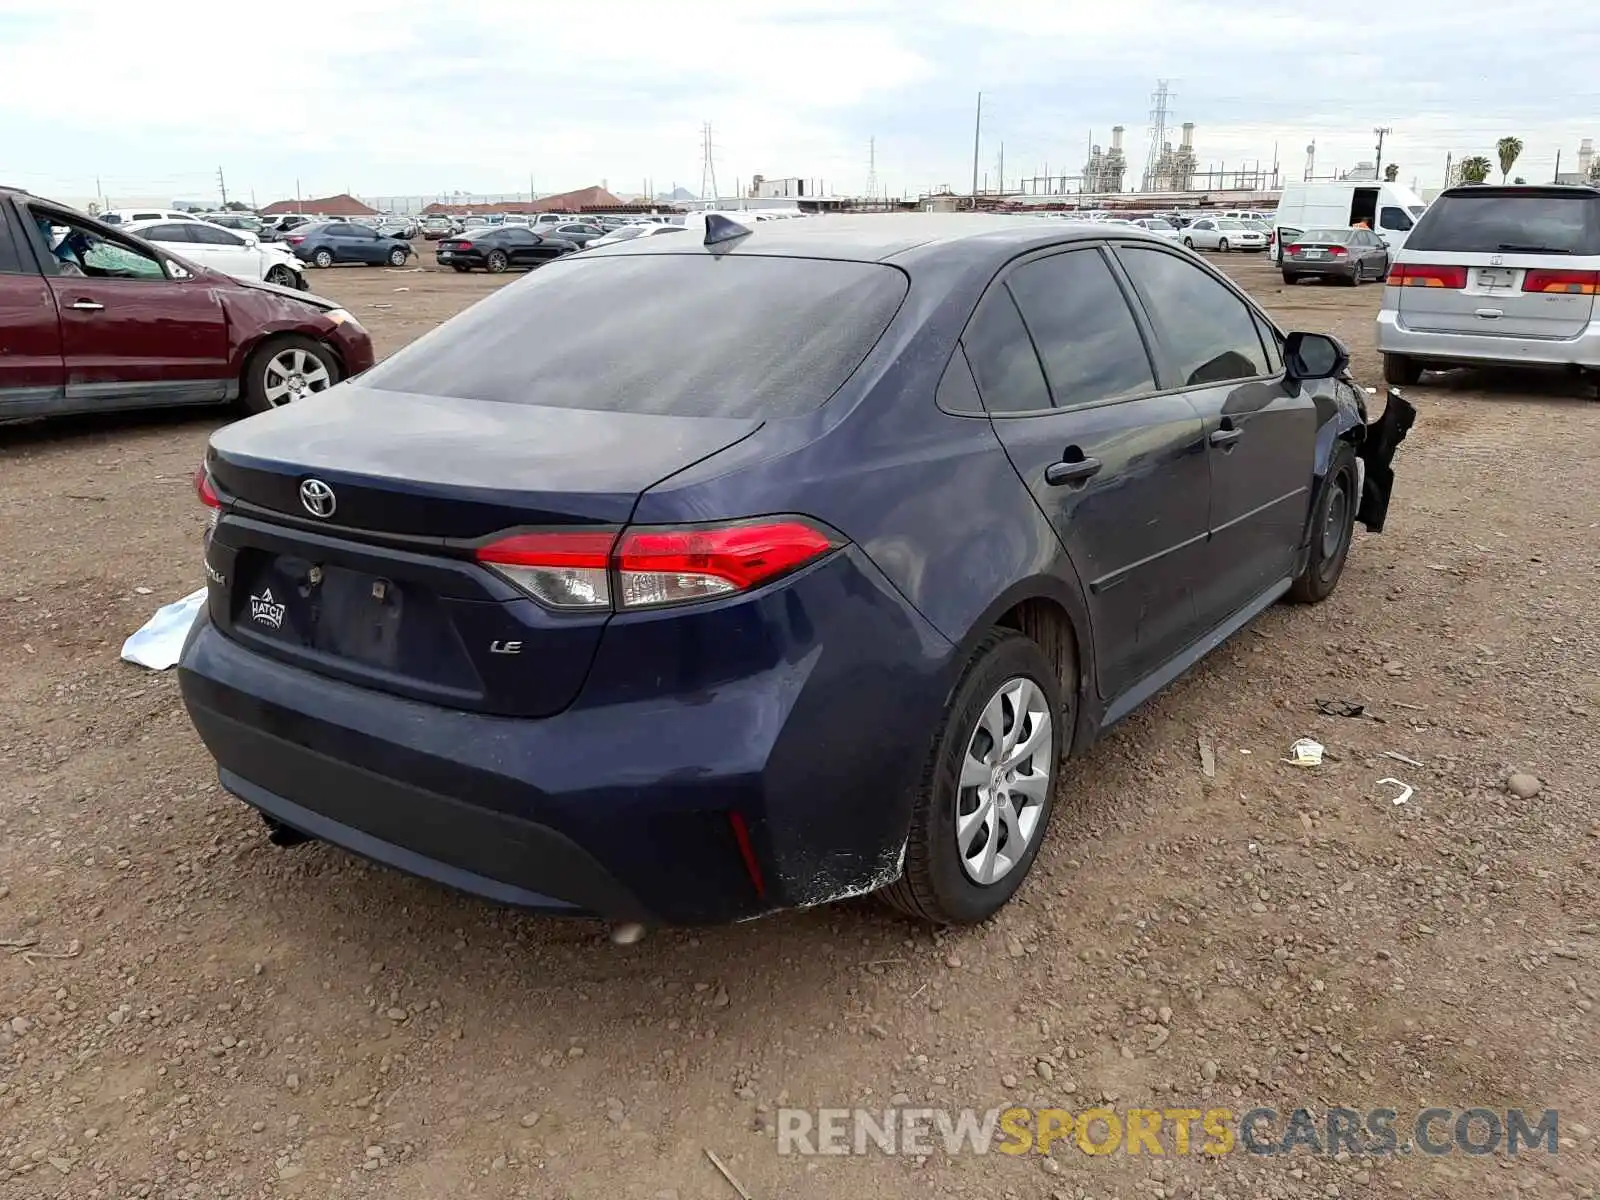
1007 249 1155 410
962 287 1052 415
359 254 909 419
0 209 24 273
144 223 195 242
1407 193 1600 254
1117 247 1270 387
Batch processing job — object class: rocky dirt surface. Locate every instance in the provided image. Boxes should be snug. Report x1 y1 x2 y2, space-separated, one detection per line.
1 252 1596 1200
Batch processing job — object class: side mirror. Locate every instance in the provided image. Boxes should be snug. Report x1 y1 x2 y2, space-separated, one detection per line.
243 233 259 248
167 261 193 279
1283 331 1349 381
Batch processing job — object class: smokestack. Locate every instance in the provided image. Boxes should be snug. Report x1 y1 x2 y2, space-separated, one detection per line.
1111 125 1124 151
1580 138 1595 175
1181 122 1195 150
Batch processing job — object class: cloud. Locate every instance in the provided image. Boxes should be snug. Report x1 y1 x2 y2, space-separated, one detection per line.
0 0 1594 205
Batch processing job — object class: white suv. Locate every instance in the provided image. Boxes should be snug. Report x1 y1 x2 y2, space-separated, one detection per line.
1376 185 1600 386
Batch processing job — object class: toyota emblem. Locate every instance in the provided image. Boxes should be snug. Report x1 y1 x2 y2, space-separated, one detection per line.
299 478 337 519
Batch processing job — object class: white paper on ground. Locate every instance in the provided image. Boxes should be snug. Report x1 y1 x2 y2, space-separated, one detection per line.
121 588 207 671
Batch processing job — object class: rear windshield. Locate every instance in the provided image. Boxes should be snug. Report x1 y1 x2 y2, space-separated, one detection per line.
359 253 909 418
1302 229 1353 242
1406 192 1600 255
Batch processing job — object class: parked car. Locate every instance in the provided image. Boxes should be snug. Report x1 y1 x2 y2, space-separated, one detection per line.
435 226 577 272
99 207 202 226
376 217 419 239
1376 184 1600 387
285 222 415 268
1182 217 1268 253
0 187 373 421
1280 227 1391 286
122 218 308 289
542 222 607 248
176 214 1413 927
207 212 272 239
264 214 317 236
421 215 457 240
583 223 691 249
1128 217 1182 242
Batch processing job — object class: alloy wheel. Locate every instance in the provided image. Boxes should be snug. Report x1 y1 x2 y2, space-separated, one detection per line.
955 677 1053 886
261 347 333 407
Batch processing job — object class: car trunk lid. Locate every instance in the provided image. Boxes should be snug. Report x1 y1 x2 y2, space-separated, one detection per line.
203 385 761 717
1394 252 1597 338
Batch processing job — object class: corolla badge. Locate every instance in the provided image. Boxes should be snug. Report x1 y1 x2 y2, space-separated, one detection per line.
299 478 336 519
249 588 286 630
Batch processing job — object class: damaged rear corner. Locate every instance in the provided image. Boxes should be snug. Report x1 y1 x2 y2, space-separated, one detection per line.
1354 386 1417 533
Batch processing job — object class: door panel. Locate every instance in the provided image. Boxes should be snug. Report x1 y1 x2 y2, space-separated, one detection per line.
0 266 66 415
963 256 1211 699
1114 244 1316 621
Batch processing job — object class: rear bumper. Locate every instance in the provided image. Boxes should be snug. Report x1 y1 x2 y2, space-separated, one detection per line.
177 548 955 925
1286 258 1357 278
1376 307 1600 369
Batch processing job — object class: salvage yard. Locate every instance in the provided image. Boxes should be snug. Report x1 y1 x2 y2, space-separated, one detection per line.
1 252 1597 1200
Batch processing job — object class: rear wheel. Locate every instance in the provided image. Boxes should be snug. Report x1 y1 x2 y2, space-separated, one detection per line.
241 335 340 415
1182 236 1194 249
1282 272 1299 285
312 248 333 269
1288 443 1358 604
1383 353 1423 386
880 629 1065 924
485 249 509 274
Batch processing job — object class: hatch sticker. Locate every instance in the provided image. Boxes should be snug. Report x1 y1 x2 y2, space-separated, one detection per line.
249 588 286 630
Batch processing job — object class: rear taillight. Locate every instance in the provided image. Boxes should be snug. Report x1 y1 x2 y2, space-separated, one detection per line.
1284 244 1302 255
1522 268 1600 295
195 466 220 509
286 235 305 245
474 518 842 612
1327 246 1348 257
1389 263 1467 289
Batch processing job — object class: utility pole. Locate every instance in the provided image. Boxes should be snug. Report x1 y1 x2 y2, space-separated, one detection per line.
1374 126 1392 179
1553 149 1562 183
997 143 1005 196
295 178 302 214
699 122 719 201
970 92 982 209
865 136 878 202
216 166 228 207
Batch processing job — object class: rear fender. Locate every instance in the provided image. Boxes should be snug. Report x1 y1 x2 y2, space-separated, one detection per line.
1354 387 1417 532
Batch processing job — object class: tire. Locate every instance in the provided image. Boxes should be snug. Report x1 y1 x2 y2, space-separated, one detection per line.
1345 269 1361 287
1288 443 1358 604
264 265 298 287
1183 237 1194 249
1383 353 1423 386
387 246 408 267
1217 238 1230 252
312 248 333 269
451 264 471 273
485 249 509 274
880 629 1067 925
1282 272 1299 285
241 335 341 415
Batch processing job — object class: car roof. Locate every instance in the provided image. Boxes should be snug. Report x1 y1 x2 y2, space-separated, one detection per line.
1434 183 1599 201
584 213 1166 266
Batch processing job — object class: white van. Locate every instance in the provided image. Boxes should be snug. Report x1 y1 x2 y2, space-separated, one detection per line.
1271 181 1428 263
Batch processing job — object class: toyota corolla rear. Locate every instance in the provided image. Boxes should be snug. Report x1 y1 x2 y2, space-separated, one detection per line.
177 248 953 925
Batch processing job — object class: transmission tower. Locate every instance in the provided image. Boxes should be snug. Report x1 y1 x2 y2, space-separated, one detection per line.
865 137 878 201
699 123 720 201
1141 80 1173 192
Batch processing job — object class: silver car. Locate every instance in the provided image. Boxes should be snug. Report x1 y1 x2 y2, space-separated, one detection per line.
1181 217 1268 253
1376 184 1600 386
1129 217 1184 242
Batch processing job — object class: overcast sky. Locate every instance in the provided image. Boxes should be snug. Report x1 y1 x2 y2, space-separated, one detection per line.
2 0 1595 206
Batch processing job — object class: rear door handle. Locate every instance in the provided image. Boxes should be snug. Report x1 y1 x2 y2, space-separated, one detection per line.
70 299 105 311
1209 427 1243 447
1045 456 1102 486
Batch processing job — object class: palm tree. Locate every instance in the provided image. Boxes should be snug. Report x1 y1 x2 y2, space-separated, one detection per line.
1459 156 1492 184
1496 137 1524 183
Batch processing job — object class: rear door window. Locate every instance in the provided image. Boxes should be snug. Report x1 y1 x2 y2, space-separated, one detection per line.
1116 246 1270 388
961 286 1052 415
358 254 909 418
1406 192 1600 254
1006 249 1155 410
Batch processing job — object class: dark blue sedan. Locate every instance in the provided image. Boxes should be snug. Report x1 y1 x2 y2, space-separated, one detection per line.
178 215 1414 926
285 220 413 268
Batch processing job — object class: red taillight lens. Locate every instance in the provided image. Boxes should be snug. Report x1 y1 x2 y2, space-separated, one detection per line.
1284 244 1302 255
1522 268 1600 295
615 520 839 608
1389 263 1467 289
286 235 305 245
195 467 220 509
474 519 842 612
476 529 617 610
1326 246 1348 257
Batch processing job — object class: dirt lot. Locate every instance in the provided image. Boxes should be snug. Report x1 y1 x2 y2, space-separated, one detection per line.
2 250 1597 1200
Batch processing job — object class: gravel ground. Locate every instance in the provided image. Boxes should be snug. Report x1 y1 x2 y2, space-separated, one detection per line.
1 251 1596 1200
